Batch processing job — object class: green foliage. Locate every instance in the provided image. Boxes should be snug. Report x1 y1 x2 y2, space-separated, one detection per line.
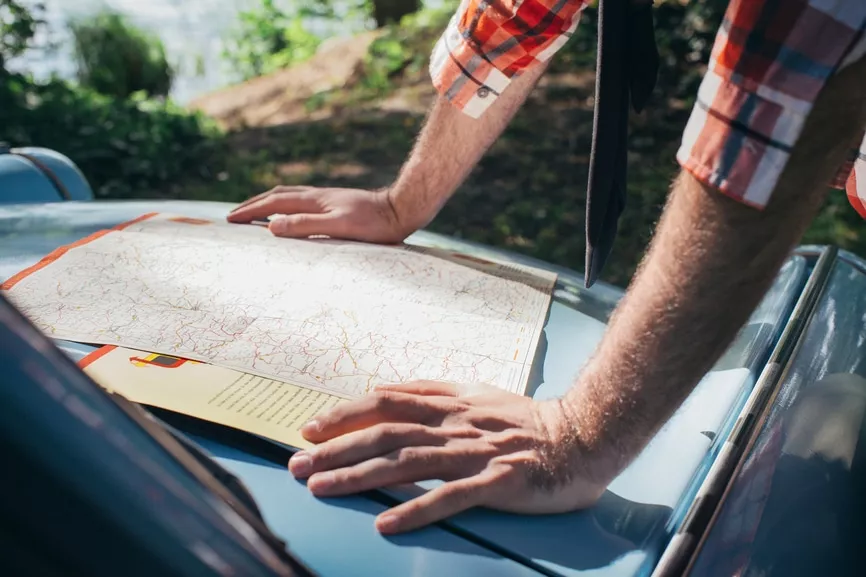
221 0 428 81
803 188 866 259
370 0 420 27
358 7 452 96
0 72 225 198
0 2 225 199
223 0 322 81
69 11 174 99
0 0 44 69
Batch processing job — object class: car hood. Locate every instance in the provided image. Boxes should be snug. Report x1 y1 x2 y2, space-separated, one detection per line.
0 200 802 577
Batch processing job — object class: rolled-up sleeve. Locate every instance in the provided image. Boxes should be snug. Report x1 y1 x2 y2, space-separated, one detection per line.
430 0 588 119
676 0 866 209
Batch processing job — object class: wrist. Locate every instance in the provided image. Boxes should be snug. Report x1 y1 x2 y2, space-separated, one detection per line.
384 181 444 236
535 398 616 490
561 365 656 486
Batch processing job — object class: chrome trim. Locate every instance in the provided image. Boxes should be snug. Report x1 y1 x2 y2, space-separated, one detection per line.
651 246 838 577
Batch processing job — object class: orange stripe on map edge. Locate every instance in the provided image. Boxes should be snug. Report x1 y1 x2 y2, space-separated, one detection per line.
112 212 159 231
0 212 159 290
79 345 117 369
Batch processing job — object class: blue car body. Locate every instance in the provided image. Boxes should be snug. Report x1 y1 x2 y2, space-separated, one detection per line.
1 151 863 576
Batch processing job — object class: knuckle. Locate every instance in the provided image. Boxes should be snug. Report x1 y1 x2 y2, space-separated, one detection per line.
488 461 519 480
395 446 428 465
440 482 477 505
271 185 303 194
370 422 403 444
440 399 470 415
491 429 532 448
307 444 334 466
372 390 403 412
447 425 484 440
329 464 357 484
258 197 282 212
297 189 320 201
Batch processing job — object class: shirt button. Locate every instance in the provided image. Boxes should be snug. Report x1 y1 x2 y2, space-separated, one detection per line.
476 87 490 99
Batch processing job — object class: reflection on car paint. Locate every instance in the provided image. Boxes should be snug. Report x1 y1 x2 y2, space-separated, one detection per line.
690 253 866 577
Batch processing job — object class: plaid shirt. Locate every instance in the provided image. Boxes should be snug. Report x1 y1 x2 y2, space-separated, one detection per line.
430 0 866 215
429 0 589 119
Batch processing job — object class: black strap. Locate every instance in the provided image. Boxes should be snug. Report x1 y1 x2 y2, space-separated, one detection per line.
0 147 73 201
584 0 659 287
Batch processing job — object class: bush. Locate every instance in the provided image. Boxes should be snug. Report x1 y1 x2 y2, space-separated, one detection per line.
69 11 174 99
0 2 225 199
223 0 322 81
0 72 225 198
0 0 45 70
359 7 451 94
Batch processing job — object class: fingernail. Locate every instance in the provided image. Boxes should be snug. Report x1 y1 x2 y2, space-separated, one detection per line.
309 471 334 492
301 419 321 435
268 220 285 235
289 452 312 477
376 514 399 534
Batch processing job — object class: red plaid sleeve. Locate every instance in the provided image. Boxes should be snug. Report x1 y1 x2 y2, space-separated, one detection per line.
677 0 866 209
430 0 588 118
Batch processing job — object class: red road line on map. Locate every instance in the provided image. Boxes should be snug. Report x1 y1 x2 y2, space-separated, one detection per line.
78 345 117 369
0 212 158 290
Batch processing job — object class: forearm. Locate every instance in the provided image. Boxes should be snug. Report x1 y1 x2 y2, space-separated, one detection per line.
387 63 549 233
559 55 866 486
559 172 826 484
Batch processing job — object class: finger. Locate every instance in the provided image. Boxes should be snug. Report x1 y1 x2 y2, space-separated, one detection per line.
227 192 320 223
229 190 273 214
454 382 501 398
268 213 347 239
374 473 494 534
289 423 442 478
374 381 459 397
305 445 454 497
230 186 311 213
301 390 448 443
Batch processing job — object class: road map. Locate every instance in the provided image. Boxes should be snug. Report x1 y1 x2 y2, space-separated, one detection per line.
3 213 557 398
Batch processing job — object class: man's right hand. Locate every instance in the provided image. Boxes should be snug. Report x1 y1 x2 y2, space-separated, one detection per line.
227 186 410 244
228 66 551 244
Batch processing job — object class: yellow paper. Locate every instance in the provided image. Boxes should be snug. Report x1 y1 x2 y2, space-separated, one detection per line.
81 346 343 449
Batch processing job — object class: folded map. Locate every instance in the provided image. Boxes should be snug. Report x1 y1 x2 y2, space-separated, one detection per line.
4 213 557 399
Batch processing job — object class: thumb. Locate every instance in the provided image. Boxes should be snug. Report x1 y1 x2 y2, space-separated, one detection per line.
268 213 345 239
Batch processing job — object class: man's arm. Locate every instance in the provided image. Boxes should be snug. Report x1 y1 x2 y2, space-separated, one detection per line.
229 0 587 237
387 63 549 233
561 53 866 484
227 63 549 239
287 54 866 534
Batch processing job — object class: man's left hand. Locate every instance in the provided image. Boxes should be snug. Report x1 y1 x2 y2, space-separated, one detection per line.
288 381 605 534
